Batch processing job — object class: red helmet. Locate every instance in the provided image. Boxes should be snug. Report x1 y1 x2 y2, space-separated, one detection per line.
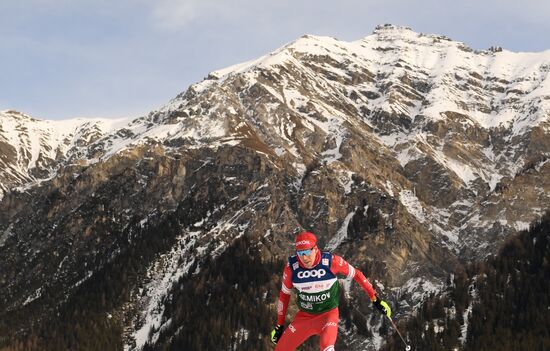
295 231 317 251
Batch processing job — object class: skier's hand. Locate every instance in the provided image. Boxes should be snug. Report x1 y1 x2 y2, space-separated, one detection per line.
270 324 285 344
373 297 392 318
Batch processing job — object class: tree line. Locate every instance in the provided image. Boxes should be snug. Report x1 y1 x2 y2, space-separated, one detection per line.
383 212 550 351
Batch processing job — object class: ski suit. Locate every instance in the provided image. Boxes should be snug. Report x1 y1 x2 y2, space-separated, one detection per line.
275 251 377 351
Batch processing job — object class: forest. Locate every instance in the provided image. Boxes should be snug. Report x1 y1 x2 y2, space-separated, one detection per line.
383 213 550 351
2 210 549 350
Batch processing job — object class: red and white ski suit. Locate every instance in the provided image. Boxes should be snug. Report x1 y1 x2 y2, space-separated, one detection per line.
275 252 376 351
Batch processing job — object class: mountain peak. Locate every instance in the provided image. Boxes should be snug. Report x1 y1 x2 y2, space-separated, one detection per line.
373 23 415 34
205 25 462 83
368 23 464 49
1 109 39 122
2 25 550 351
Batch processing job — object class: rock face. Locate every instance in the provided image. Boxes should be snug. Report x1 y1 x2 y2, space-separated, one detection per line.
0 110 130 199
1 25 550 350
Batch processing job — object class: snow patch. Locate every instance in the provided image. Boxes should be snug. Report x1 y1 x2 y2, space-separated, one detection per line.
127 230 202 350
325 211 355 251
400 277 442 304
399 190 426 223
22 287 42 306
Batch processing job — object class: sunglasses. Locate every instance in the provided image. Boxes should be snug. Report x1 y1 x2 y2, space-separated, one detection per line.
297 248 314 256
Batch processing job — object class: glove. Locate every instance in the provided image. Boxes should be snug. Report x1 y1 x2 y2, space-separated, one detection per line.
270 324 285 344
373 297 392 318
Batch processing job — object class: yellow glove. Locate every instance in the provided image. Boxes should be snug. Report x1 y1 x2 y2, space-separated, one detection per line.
373 297 392 318
270 324 285 344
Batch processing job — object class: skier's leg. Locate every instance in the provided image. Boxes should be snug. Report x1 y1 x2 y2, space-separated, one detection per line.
274 311 315 351
319 308 339 351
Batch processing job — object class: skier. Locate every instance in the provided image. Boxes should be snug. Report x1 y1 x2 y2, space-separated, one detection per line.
270 231 391 351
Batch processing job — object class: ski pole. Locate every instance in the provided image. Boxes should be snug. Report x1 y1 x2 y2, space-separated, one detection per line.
352 305 411 350
386 315 410 351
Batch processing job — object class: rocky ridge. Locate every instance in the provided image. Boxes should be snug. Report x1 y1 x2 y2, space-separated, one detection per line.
1 25 550 350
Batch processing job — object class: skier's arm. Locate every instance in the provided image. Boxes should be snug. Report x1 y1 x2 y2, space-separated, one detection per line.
277 264 293 325
331 254 377 301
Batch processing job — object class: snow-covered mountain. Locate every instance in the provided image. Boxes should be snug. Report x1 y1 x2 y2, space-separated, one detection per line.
1 25 550 350
0 110 130 198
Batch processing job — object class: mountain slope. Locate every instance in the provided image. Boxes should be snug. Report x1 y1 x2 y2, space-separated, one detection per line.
0 110 130 199
1 24 550 350
383 212 550 351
